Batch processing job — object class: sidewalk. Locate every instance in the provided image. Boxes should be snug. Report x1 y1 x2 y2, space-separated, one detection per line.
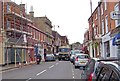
0 62 36 72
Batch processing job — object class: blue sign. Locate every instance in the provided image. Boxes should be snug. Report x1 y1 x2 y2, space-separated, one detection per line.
112 33 120 46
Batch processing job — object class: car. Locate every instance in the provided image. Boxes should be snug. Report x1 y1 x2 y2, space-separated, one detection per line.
70 50 75 63
74 53 90 68
45 54 56 61
95 60 120 81
70 50 82 63
80 57 120 81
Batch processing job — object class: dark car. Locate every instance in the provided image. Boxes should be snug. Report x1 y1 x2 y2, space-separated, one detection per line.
80 57 120 81
95 61 120 81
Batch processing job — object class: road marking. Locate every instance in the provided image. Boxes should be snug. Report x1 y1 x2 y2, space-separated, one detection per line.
73 76 75 79
49 65 54 69
26 78 32 81
36 70 47 76
56 63 59 65
0 68 19 73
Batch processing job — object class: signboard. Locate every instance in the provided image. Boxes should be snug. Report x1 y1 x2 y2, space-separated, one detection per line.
110 11 120 20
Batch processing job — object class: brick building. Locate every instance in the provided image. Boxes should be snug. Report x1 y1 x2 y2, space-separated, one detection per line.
52 31 61 53
87 0 118 58
33 16 53 54
60 36 69 46
3 1 34 65
0 0 4 65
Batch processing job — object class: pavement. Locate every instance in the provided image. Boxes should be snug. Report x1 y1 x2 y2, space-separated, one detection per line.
0 61 36 72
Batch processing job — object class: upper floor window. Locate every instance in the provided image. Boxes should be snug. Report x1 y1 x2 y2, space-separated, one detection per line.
95 13 98 20
104 0 107 10
114 3 120 27
101 4 103 15
102 20 105 35
6 4 11 13
6 20 11 29
105 15 108 33
94 27 96 36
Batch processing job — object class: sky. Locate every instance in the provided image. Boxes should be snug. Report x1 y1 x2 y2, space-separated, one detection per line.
12 0 99 44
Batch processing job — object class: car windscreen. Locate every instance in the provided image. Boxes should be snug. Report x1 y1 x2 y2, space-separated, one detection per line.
59 48 69 52
46 54 53 56
77 55 89 59
74 51 80 54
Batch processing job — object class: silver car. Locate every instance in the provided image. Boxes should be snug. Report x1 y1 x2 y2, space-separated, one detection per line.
74 53 90 68
45 54 56 61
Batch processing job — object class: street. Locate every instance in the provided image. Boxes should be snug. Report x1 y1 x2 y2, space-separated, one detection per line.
2 61 82 80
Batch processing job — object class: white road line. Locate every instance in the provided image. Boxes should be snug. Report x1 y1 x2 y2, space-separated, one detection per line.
36 70 47 76
0 68 19 73
49 65 54 69
73 76 75 79
56 63 59 65
73 73 74 76
26 78 32 81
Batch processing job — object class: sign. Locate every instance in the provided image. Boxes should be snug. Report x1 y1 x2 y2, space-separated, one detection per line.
110 11 120 20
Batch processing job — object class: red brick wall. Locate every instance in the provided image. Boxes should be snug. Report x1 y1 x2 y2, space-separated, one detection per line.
0 1 2 29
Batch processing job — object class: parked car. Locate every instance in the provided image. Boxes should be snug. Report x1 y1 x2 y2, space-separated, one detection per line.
45 54 56 61
95 60 120 81
80 57 120 81
74 53 90 68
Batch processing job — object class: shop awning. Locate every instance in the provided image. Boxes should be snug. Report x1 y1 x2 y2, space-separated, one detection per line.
112 33 120 46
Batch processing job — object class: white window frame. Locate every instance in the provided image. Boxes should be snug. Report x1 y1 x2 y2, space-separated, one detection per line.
6 20 11 29
105 15 108 33
94 27 96 36
104 0 107 10
102 20 105 35
101 4 104 15
114 3 120 27
6 4 11 13
95 13 98 20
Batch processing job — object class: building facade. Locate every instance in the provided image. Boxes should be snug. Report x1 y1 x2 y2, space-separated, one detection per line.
87 0 118 58
52 31 61 53
34 17 53 54
60 36 69 46
0 0 4 65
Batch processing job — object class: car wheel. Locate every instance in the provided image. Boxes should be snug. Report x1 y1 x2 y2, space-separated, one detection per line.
75 66 77 69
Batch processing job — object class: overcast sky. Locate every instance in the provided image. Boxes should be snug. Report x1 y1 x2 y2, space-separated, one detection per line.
12 0 99 44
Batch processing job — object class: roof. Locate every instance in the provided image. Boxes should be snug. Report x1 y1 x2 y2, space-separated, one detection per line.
91 57 120 62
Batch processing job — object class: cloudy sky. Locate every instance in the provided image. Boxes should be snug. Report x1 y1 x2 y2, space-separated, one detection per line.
12 0 100 44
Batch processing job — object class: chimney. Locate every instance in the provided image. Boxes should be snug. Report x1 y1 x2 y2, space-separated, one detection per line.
20 4 25 12
29 5 34 18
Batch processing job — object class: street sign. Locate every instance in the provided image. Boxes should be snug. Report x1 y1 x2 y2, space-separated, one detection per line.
110 11 120 20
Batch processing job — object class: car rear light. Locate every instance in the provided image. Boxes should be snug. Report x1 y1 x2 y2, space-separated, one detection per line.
88 73 93 81
76 57 78 61
37 59 39 61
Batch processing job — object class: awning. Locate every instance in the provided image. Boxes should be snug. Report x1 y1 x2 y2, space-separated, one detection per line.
112 33 120 46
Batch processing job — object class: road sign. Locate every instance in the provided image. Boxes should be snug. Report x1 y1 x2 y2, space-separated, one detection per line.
110 11 120 20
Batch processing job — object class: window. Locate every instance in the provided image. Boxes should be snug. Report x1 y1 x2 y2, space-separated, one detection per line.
104 0 107 10
114 3 120 27
95 13 98 20
105 15 108 33
94 27 96 35
110 71 119 81
6 20 11 29
102 20 105 35
6 4 11 13
101 4 103 15
97 66 112 81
